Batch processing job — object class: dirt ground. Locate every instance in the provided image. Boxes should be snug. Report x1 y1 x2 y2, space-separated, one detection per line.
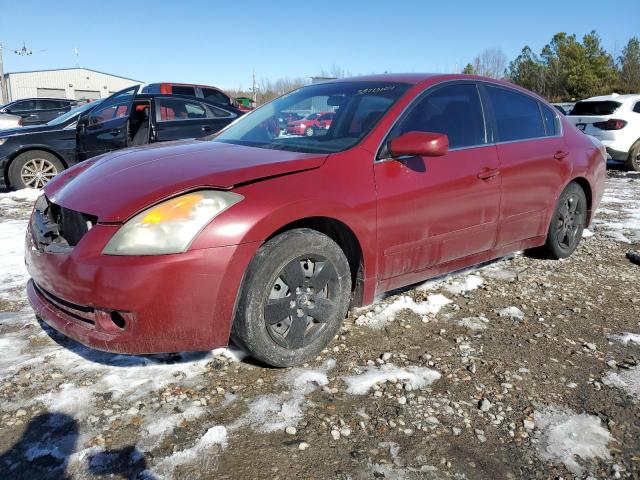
0 169 639 480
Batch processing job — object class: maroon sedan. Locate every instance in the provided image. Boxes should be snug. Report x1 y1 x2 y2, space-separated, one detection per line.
25 74 606 367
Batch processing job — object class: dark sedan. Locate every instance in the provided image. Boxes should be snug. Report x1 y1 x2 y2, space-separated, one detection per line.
1 87 242 189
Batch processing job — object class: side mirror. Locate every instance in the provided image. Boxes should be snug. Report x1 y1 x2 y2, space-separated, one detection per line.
388 131 449 158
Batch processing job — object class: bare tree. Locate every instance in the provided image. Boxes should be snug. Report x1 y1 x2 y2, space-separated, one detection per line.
471 48 508 79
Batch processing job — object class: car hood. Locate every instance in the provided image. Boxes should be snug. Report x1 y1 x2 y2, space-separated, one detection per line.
0 122 64 137
45 140 328 222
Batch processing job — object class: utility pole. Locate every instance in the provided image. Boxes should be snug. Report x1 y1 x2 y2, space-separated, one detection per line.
0 43 7 104
252 69 257 106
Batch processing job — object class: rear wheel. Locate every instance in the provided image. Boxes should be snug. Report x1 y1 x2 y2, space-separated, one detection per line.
232 228 351 367
8 150 64 190
540 182 587 259
305 127 315 137
627 141 640 172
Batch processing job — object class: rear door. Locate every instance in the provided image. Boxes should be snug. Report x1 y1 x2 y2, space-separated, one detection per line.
153 97 236 142
77 85 139 159
482 84 572 246
36 99 70 123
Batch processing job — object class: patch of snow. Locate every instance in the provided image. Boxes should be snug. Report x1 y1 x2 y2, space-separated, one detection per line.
610 332 640 346
534 405 613 475
0 188 41 201
582 228 593 238
458 316 489 330
602 365 640 399
154 425 227 476
0 220 29 302
231 359 334 433
356 294 451 328
418 273 483 295
341 363 441 395
498 306 525 321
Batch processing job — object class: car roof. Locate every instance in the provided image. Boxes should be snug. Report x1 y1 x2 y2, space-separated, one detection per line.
146 82 226 91
134 93 237 109
580 93 640 102
10 97 76 102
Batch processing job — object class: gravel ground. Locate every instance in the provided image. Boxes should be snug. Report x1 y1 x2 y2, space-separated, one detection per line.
1 169 639 480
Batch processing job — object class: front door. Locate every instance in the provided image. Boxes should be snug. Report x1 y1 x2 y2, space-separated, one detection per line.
374 82 501 280
77 85 139 160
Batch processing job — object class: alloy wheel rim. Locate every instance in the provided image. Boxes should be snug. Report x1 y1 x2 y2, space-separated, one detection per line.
555 193 583 249
21 158 57 189
264 256 338 350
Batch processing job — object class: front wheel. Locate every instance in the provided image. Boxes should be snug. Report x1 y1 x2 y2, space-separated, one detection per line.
232 228 352 367
8 150 64 190
540 182 587 259
305 127 315 137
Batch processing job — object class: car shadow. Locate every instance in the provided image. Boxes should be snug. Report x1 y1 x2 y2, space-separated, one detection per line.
87 445 158 479
36 318 255 368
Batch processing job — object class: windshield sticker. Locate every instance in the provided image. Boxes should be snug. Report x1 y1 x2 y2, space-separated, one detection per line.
356 85 397 95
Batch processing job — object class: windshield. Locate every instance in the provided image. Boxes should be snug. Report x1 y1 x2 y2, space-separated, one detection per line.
214 81 411 154
46 101 101 126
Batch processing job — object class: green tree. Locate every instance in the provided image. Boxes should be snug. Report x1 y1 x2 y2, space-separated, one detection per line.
507 46 545 94
462 63 475 74
618 37 640 93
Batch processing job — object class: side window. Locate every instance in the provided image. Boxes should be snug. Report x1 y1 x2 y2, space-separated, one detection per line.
208 105 232 118
171 86 196 97
37 100 60 110
486 86 545 142
157 98 209 121
88 88 136 124
389 83 486 149
633 102 640 114
202 88 230 105
541 104 560 136
11 100 37 111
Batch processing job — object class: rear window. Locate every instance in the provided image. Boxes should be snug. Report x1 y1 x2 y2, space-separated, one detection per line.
570 101 621 116
486 86 545 142
541 104 560 136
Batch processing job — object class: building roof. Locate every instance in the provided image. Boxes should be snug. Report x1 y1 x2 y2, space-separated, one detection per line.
4 67 142 83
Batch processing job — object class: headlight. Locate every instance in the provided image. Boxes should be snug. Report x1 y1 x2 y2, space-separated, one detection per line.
0 138 7 146
102 190 243 255
299 123 305 129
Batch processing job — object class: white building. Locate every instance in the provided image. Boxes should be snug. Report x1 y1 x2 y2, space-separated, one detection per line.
2 67 142 102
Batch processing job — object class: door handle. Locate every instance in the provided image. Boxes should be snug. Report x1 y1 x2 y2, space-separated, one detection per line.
554 150 569 160
109 128 121 136
201 126 213 132
477 168 500 180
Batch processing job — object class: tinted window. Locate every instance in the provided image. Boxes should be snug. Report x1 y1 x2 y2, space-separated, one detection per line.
541 104 560 136
390 83 486 149
570 101 621 116
38 100 63 110
634 102 640 114
88 88 136 124
11 100 36 111
157 98 210 121
208 105 232 118
201 88 230 105
141 84 160 94
486 86 545 142
172 86 196 97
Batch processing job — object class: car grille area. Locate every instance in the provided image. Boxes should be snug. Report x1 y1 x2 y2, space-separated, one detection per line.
30 196 97 253
34 282 96 326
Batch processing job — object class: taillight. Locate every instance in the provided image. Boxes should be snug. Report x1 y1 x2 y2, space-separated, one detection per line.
18 118 23 126
593 119 627 130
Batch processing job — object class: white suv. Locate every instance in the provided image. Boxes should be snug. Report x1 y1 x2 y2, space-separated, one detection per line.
567 93 640 171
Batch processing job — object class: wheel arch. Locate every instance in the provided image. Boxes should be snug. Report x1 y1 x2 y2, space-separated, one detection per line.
569 176 593 226
265 216 366 306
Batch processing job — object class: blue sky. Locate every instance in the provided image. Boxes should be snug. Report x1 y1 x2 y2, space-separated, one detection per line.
1 0 638 90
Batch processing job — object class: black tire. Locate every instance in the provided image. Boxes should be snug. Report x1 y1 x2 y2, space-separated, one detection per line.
8 150 64 190
305 127 314 137
540 182 588 259
627 141 640 172
232 228 351 367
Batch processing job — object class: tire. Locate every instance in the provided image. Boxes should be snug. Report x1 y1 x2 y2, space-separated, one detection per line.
232 228 352 367
626 141 640 172
305 127 314 137
539 182 588 259
8 150 64 190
